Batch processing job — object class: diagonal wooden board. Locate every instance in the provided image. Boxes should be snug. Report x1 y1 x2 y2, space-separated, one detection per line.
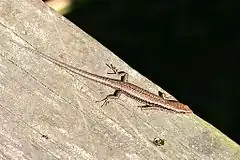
0 0 239 159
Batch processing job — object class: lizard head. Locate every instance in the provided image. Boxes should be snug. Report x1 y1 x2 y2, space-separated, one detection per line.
167 101 193 113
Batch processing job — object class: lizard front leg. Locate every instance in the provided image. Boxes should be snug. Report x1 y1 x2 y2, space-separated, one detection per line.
158 91 178 102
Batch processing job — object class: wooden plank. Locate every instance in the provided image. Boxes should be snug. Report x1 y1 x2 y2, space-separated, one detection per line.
0 0 239 159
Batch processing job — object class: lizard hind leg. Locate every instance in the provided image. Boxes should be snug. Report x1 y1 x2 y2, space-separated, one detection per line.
106 64 128 82
95 90 122 107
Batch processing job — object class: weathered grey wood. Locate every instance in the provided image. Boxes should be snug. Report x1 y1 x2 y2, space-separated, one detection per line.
0 0 239 159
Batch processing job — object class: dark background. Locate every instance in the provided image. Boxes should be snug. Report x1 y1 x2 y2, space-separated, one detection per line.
65 0 239 144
